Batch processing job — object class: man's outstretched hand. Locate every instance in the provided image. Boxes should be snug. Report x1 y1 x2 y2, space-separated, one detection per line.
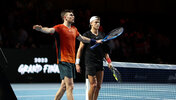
33 25 42 31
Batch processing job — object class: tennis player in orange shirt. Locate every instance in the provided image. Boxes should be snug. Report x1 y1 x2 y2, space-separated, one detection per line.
33 10 102 100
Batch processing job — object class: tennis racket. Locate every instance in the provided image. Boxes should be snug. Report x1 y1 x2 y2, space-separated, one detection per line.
104 58 121 82
110 65 121 82
90 27 124 49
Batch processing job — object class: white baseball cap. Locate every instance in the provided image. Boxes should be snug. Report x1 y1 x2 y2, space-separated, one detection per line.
90 16 99 23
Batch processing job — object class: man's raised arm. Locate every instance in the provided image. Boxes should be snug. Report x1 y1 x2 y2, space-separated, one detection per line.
33 25 55 34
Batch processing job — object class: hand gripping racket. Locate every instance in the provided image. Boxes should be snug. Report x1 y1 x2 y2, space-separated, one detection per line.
90 27 124 49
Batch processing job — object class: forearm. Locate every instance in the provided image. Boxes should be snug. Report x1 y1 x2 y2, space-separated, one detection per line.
77 35 91 43
105 53 112 69
75 42 84 64
105 53 112 63
33 25 55 34
75 45 83 73
76 48 82 59
40 27 55 34
105 53 110 59
75 50 81 65
77 34 98 47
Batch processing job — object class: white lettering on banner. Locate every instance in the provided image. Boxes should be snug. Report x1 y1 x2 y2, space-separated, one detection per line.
43 64 60 73
18 64 42 75
18 64 59 75
34 57 48 63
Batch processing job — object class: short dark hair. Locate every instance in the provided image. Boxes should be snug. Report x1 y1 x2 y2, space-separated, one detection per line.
60 9 73 21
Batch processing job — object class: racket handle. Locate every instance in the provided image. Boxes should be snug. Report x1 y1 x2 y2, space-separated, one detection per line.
90 43 100 49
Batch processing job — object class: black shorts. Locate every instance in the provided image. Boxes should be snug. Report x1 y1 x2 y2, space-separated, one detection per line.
58 62 76 80
86 65 104 77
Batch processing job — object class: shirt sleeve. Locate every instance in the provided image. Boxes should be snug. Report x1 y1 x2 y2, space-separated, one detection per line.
50 25 60 35
83 31 88 37
75 27 80 37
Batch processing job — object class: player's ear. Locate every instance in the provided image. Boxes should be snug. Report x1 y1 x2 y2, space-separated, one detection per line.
90 22 93 27
64 16 66 20
63 13 68 20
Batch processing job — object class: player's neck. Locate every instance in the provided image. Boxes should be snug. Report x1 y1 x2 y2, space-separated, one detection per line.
63 21 72 28
91 28 98 36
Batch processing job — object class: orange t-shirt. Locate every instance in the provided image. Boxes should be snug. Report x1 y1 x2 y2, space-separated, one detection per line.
52 24 79 64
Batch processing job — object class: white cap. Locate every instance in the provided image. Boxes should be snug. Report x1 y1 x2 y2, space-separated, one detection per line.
90 16 99 23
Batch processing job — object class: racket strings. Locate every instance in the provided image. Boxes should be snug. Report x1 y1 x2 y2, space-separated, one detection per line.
111 66 121 82
107 28 123 39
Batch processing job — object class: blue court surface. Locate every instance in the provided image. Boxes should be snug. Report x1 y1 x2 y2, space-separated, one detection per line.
11 82 176 100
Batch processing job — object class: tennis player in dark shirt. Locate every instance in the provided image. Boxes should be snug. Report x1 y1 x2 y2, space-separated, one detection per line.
75 16 112 100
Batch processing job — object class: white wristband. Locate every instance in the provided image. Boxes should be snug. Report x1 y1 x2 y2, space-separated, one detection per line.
75 59 80 65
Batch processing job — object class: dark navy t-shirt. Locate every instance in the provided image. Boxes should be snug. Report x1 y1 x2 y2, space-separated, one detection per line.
83 31 110 67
